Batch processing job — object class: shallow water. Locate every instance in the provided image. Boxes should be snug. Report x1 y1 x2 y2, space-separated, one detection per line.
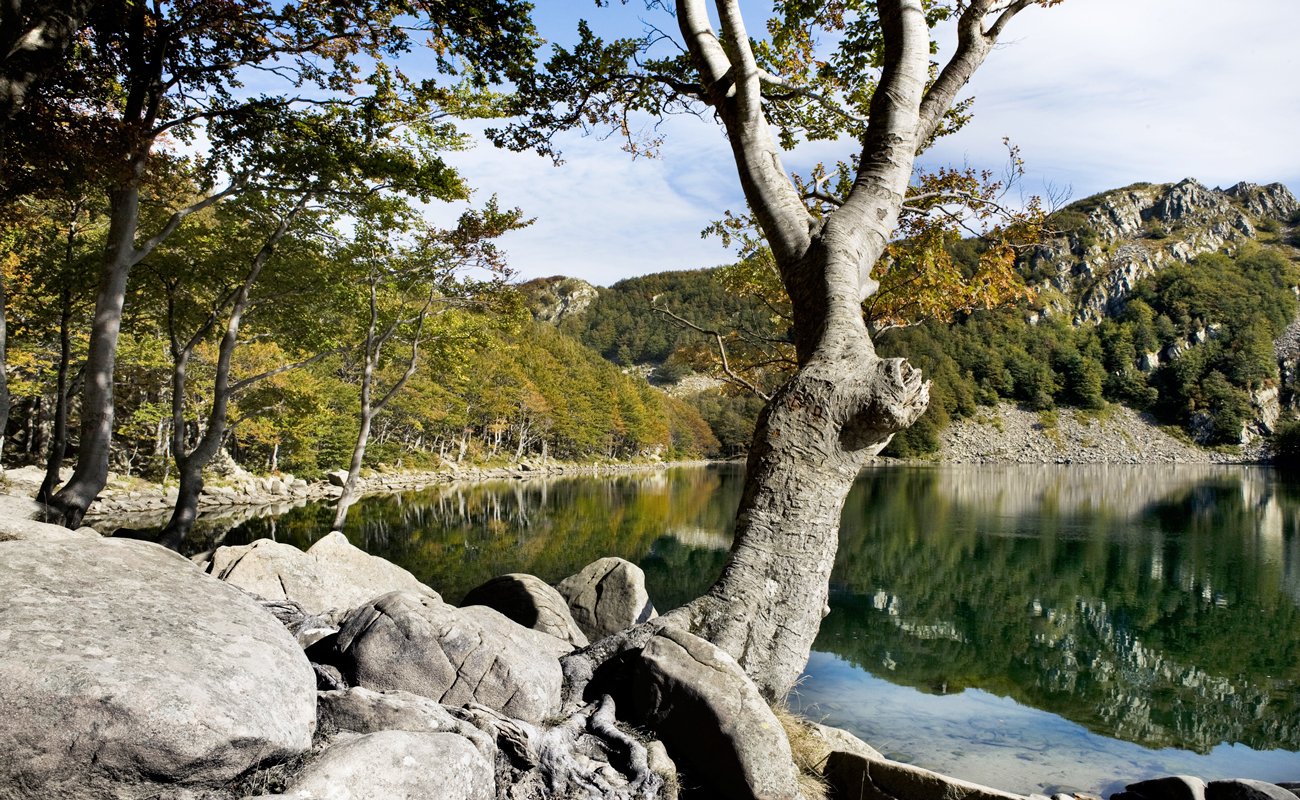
143 463 1300 795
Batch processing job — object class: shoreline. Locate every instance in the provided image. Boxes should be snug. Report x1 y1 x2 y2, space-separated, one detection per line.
0 458 727 530
0 399 1278 531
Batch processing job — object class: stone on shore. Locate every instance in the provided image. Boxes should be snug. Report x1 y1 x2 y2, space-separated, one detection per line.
1207 781 1300 800
0 537 316 795
325 591 563 724
630 626 802 800
461 572 589 648
1113 776 1208 800
318 687 495 758
823 750 1028 800
0 493 100 542
264 730 494 800
555 556 657 640
207 531 439 615
326 469 350 487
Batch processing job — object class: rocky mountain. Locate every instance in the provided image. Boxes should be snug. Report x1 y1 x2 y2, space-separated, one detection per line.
521 178 1300 458
1028 179 1298 322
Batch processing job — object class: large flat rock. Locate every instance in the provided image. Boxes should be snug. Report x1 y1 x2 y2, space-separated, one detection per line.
327 591 563 724
207 531 439 615
0 537 316 795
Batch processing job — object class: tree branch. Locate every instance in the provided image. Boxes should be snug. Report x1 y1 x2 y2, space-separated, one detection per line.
655 304 771 401
133 176 247 264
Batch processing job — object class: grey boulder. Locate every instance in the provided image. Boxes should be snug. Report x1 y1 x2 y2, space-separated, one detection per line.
271 730 494 800
461 572 589 648
0 537 316 795
556 556 657 641
0 493 99 542
318 686 495 758
1114 776 1208 800
328 591 563 724
630 626 802 800
1208 781 1300 800
207 531 439 615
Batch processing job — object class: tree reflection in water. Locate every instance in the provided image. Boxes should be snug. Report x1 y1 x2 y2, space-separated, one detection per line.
133 463 1300 764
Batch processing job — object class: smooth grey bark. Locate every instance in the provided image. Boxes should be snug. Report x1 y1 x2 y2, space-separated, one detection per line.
47 172 239 527
664 0 1035 699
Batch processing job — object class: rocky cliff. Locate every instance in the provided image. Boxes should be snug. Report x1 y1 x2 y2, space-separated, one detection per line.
1029 179 1298 323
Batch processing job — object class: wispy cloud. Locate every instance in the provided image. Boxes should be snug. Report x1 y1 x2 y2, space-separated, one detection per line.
433 0 1300 285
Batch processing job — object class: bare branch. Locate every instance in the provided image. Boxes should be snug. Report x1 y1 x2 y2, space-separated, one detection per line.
654 304 771 400
229 346 344 394
133 176 247 263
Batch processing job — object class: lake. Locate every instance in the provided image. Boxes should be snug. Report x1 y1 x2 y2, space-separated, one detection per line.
153 463 1300 796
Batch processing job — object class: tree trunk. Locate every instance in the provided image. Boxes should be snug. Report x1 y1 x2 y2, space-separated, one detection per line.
677 319 926 698
661 0 965 698
37 287 73 502
330 408 372 532
159 193 307 544
47 183 139 526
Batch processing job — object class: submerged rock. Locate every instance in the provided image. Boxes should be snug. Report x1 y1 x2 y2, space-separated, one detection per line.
461 572 589 648
823 750 1028 800
207 531 439 615
556 556 657 640
325 591 563 724
0 537 315 796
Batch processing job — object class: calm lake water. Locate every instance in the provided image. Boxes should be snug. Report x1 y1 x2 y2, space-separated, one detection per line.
156 463 1300 796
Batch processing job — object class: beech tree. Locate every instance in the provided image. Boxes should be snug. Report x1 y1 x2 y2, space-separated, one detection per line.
503 0 1059 698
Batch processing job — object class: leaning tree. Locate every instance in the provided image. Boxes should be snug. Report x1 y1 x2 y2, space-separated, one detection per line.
502 0 1059 699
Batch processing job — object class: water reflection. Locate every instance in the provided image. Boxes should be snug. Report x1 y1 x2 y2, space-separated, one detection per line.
106 463 1300 790
816 465 1300 754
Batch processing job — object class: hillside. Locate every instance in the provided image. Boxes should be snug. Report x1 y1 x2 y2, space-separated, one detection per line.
528 179 1300 459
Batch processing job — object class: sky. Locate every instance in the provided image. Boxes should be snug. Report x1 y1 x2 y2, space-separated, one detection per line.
425 0 1300 287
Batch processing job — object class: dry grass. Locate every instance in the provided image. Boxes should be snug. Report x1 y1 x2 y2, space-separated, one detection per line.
772 704 830 800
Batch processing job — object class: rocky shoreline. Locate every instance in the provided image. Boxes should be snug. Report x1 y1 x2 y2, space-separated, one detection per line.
935 402 1268 465
2 400 1277 535
0 458 719 531
1 497 1296 800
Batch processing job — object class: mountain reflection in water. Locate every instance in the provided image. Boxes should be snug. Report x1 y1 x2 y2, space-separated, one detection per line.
116 463 1300 793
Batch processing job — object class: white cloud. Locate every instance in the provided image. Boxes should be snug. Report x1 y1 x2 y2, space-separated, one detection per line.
437 1 1300 285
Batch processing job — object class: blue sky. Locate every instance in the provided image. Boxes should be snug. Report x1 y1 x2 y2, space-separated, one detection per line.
425 1 1300 286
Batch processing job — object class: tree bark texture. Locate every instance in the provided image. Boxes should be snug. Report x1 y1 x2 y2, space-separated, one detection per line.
47 183 140 527
669 0 1032 698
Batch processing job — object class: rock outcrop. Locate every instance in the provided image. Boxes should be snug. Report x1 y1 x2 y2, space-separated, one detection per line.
206 531 440 615
1029 179 1298 323
323 591 564 724
630 626 803 800
461 572 589 648
0 537 316 796
556 556 658 640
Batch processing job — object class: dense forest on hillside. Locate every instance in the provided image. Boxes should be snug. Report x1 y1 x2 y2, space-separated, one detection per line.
559 182 1300 457
1 192 720 481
